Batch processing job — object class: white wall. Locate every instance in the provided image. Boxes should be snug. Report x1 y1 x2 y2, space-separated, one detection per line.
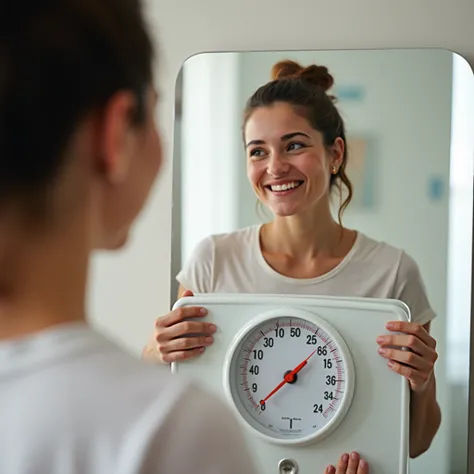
180 53 240 265
86 0 474 472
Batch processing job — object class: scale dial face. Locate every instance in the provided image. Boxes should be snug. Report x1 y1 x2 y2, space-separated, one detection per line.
224 310 355 446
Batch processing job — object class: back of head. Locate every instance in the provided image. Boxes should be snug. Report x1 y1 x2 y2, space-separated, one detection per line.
0 0 153 214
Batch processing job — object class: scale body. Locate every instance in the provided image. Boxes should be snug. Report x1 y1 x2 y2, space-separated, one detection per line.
171 294 410 474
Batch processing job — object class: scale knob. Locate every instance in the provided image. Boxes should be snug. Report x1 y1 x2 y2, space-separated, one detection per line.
278 458 299 473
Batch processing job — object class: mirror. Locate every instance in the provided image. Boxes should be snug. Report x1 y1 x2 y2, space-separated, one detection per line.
170 49 474 474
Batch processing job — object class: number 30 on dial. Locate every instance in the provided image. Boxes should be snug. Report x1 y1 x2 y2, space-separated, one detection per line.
223 308 355 446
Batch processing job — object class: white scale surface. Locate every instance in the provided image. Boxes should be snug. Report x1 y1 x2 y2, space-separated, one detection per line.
171 294 409 474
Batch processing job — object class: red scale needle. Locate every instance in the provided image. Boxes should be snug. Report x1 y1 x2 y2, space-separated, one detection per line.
259 349 317 406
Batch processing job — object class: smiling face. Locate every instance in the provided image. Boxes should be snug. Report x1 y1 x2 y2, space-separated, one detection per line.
244 101 344 218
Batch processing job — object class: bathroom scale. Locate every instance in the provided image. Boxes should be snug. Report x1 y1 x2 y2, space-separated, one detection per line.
171 294 410 474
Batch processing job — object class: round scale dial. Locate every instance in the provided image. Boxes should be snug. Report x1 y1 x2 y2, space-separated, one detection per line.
223 309 355 446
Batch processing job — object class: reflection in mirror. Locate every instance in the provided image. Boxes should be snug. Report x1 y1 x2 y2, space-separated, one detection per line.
170 49 474 474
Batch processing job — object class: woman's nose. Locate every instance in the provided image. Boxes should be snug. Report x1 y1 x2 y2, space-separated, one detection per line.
267 153 290 177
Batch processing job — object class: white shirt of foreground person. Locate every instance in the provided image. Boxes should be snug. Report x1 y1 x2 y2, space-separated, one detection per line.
0 323 256 474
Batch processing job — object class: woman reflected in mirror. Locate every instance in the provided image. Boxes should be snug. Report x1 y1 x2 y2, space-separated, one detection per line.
144 59 441 459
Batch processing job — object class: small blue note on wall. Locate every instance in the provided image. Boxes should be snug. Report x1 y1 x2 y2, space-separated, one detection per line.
428 176 444 201
337 85 365 102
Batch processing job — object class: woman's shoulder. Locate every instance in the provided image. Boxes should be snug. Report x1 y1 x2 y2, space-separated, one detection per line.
177 226 260 293
354 231 414 269
353 232 428 292
183 225 259 265
202 225 260 253
354 232 434 322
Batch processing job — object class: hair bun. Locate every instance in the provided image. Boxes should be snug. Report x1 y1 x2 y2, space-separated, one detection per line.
271 60 304 80
271 60 334 93
299 65 334 92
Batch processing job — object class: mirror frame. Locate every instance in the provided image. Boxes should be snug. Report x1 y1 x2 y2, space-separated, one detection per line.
469 197 474 472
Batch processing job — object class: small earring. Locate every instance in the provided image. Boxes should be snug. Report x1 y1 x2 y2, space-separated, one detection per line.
332 166 338 174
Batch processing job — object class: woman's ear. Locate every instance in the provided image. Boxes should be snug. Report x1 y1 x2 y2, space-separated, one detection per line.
97 90 139 185
330 137 345 169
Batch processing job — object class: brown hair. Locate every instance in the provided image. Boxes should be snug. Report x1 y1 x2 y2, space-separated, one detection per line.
243 59 353 225
0 0 154 216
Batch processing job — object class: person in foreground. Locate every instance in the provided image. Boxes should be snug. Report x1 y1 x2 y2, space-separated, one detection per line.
0 2 368 474
144 60 441 459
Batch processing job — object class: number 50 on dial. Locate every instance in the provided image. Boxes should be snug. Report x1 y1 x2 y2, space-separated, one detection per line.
222 308 355 446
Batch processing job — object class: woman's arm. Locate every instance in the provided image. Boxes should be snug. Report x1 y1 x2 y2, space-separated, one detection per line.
143 235 215 361
385 252 441 457
141 285 186 361
142 286 209 362
377 318 440 458
408 322 441 458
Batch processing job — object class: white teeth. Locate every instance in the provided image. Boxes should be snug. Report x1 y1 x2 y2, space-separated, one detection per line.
270 181 301 192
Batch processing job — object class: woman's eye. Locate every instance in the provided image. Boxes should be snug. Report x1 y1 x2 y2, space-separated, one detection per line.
287 142 304 152
249 148 265 158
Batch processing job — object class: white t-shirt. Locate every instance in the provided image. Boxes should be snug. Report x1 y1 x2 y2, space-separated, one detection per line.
0 322 257 474
177 225 436 326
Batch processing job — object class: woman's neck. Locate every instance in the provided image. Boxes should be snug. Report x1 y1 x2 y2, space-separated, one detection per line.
261 206 353 261
0 217 90 342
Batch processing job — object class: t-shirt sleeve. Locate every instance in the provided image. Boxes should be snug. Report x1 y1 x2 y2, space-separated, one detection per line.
142 384 258 474
392 251 437 327
176 236 215 294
